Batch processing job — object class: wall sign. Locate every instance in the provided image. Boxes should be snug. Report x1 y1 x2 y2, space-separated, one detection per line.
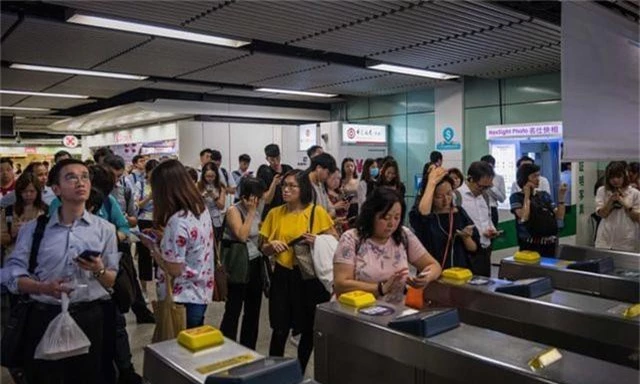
486 122 563 140
62 135 79 148
298 124 318 151
436 126 461 151
341 123 387 145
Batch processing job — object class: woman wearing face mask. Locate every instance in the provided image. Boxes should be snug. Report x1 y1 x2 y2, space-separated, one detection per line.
334 187 441 304
357 159 378 213
595 161 640 252
410 167 479 269
376 159 406 198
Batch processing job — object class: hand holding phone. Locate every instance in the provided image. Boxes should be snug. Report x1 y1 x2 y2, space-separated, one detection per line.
76 250 101 261
287 236 306 247
131 230 158 244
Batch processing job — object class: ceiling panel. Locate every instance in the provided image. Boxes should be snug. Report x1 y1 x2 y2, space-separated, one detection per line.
45 77 151 98
252 64 382 90
310 73 442 96
1 13 18 36
185 1 418 44
48 1 220 27
0 68 71 91
95 37 246 78
1 17 150 69
13 97 93 110
180 53 323 85
0 95 27 106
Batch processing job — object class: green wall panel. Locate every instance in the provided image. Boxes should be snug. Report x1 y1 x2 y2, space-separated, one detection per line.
463 106 500 171
464 77 500 108
407 89 435 113
502 73 561 105
503 100 562 124
346 97 369 120
369 93 407 118
407 112 435 197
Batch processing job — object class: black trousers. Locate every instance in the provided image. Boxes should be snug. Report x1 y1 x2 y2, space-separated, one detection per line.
23 300 111 384
268 264 330 373
219 258 263 350
471 246 492 277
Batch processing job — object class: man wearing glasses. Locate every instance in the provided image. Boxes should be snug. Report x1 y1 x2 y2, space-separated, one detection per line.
457 161 498 277
5 158 119 383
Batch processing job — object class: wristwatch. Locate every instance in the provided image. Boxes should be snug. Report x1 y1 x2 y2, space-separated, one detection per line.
93 268 106 279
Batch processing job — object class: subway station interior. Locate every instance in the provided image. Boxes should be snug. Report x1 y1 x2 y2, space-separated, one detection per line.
0 1 639 383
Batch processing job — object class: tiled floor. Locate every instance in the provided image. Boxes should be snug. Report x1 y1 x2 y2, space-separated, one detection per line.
1 296 309 384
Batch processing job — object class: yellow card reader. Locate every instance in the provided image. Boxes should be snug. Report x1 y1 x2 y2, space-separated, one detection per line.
177 325 224 352
338 290 376 309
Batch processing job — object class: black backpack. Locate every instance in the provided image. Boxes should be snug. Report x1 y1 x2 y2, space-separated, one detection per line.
524 193 558 237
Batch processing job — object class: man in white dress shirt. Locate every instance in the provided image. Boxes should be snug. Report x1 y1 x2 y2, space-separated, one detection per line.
481 155 506 227
458 161 499 277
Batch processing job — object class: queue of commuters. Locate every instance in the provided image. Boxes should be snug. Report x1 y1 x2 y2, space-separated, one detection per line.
0 143 638 384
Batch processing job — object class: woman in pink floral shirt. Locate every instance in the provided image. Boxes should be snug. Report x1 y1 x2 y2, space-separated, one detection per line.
334 187 441 304
141 160 215 328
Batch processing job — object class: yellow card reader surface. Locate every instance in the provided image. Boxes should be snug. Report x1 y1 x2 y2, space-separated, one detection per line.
177 325 224 352
441 267 473 282
339 290 376 309
514 250 541 263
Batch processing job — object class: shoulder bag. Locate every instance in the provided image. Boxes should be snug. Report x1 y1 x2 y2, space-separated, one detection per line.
1 214 49 368
293 203 317 280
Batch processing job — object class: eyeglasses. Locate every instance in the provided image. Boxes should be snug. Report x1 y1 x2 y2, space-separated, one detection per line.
282 183 299 190
478 184 493 190
63 173 91 184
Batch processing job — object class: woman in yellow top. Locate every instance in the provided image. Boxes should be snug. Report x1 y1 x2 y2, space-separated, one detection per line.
260 169 337 374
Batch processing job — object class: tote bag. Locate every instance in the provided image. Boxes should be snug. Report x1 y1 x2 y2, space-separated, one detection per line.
151 276 187 342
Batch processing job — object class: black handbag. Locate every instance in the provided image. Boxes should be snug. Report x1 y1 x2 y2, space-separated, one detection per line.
1 214 48 368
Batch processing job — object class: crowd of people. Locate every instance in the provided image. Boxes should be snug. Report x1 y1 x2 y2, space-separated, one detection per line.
0 144 638 383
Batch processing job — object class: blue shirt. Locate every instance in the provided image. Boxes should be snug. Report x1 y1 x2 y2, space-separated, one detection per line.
48 195 130 235
6 209 119 304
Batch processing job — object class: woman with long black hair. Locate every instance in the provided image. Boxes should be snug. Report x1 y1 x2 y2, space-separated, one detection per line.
139 160 214 328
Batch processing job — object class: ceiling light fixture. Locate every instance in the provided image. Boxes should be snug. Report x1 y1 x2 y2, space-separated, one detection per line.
0 89 89 99
9 63 149 80
68 14 250 48
0 106 52 111
255 88 338 98
367 63 459 80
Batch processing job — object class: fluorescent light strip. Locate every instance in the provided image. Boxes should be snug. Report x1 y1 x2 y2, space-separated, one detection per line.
367 63 459 80
68 14 250 48
9 63 148 80
255 88 337 98
0 106 51 111
0 89 89 99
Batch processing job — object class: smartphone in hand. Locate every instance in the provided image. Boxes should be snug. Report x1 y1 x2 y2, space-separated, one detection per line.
77 250 101 261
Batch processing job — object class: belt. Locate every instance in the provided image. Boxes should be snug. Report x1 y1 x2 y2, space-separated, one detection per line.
524 236 557 245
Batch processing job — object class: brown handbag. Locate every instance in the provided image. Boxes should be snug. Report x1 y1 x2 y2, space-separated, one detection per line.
212 239 228 302
151 275 186 342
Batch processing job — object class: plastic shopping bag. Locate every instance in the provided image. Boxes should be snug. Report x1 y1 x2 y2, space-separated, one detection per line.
34 293 91 360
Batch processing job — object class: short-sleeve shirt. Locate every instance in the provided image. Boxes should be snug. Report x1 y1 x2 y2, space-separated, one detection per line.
333 227 426 304
595 186 640 252
259 204 333 269
156 209 215 304
510 191 556 243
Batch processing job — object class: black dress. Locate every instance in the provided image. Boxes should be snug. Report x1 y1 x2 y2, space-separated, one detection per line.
410 207 480 269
